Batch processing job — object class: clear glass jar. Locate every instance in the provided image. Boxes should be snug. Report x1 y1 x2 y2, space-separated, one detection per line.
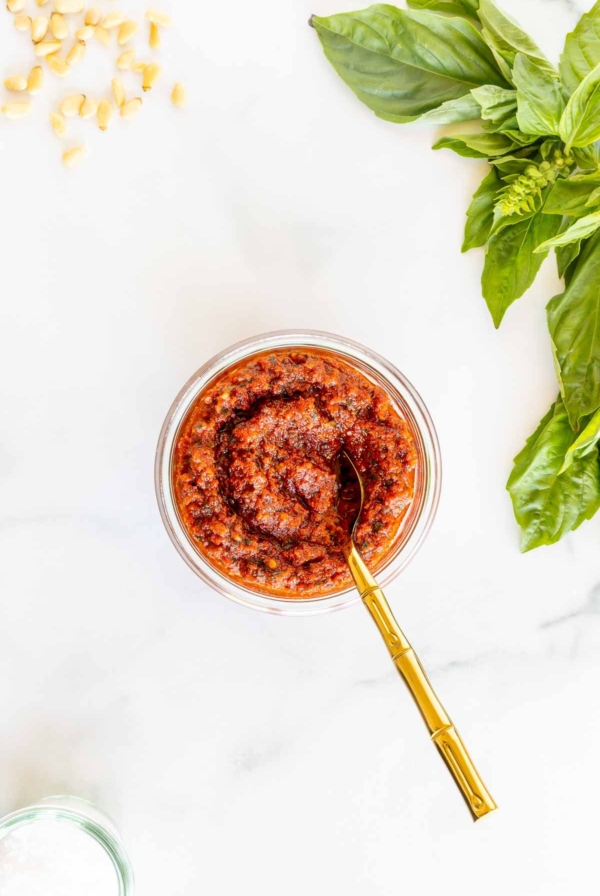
0 796 134 895
155 330 441 616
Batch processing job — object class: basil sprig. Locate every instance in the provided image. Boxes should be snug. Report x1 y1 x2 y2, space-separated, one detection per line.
312 0 600 550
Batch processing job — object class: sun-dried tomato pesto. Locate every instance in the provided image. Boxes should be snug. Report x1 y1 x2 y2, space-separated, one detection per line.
173 349 417 597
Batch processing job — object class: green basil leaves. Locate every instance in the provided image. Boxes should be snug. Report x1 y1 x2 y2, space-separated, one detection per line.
313 1 600 550
507 397 600 551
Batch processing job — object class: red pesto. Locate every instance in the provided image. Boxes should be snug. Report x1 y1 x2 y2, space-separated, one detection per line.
173 349 417 597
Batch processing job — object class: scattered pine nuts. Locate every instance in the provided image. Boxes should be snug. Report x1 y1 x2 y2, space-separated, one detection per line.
66 40 86 65
2 102 32 118
34 40 62 56
171 82 186 108
112 77 125 107
142 61 161 91
54 0 84 13
79 97 97 118
62 146 86 168
31 16 49 42
117 19 138 44
97 98 113 130
144 10 172 26
14 15 32 31
46 53 70 76
49 110 67 136
27 66 44 94
116 49 135 70
120 97 142 120
4 75 28 91
149 21 160 48
84 7 101 25
102 11 125 29
5 3 185 164
75 25 93 40
60 93 85 116
50 12 68 38
94 25 110 45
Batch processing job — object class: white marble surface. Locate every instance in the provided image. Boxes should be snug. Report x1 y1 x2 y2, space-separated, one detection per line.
1 0 600 893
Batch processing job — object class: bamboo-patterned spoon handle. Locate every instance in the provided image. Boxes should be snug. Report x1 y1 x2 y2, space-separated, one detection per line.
347 545 497 821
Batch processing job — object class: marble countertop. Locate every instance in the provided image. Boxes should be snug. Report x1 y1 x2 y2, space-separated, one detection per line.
1 0 599 892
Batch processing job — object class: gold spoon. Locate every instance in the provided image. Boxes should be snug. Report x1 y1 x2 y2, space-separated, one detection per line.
337 451 497 822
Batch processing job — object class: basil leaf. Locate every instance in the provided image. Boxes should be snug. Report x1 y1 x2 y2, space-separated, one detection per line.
560 1 600 94
559 63 600 151
535 209 600 253
573 141 600 170
491 154 535 175
556 238 583 280
560 407 600 473
482 209 561 327
507 396 600 552
547 230 600 428
433 131 517 158
471 85 517 125
383 93 481 125
406 0 479 16
544 174 600 217
310 6 507 123
462 167 501 252
478 0 557 78
500 128 539 147
512 54 565 137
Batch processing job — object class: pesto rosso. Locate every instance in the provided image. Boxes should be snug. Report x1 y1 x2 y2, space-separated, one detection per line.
173 349 416 597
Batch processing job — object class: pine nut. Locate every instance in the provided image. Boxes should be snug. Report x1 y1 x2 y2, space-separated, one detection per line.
66 40 86 64
120 96 142 119
142 61 161 91
34 40 62 56
31 16 49 41
79 97 97 118
97 98 113 130
112 77 125 106
1 102 32 118
117 19 138 44
132 61 147 73
144 9 172 26
14 15 32 30
94 25 110 45
49 110 66 135
62 146 86 168
102 11 125 29
46 53 70 75
7 0 26 12
116 49 135 70
75 25 93 39
149 21 160 48
84 7 101 25
4 75 28 91
171 82 186 108
50 12 68 38
60 93 85 116
27 66 44 94
54 0 84 12
37 0 50 5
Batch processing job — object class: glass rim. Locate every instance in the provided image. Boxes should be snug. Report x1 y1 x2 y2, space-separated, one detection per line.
155 329 442 617
0 797 134 896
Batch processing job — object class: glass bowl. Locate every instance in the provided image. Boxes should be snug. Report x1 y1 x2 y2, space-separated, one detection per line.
0 796 134 895
155 330 441 616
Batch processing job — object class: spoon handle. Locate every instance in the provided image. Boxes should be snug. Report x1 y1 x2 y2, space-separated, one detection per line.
346 546 496 822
